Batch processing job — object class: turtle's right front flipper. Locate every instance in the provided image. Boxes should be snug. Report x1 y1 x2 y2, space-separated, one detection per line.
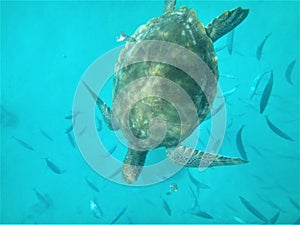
82 81 119 131
206 7 249 42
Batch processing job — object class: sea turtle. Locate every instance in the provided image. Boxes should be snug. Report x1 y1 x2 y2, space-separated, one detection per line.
83 0 249 183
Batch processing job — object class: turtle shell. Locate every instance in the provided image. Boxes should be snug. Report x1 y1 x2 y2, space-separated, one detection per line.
112 6 219 149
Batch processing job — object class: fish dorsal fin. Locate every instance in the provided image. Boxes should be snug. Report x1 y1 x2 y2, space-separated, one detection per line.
164 0 177 14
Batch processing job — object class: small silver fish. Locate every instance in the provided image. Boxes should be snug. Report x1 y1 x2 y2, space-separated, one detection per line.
166 183 178 195
116 32 136 42
233 216 246 224
215 45 227 52
249 70 271 99
90 199 103 219
218 84 240 98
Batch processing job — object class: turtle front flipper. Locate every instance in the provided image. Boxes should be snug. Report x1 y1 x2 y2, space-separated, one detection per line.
82 81 119 131
163 0 177 13
166 146 247 168
122 148 148 183
205 7 249 42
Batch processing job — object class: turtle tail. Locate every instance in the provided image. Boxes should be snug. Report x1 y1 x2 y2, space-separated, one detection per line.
122 148 148 184
166 146 247 168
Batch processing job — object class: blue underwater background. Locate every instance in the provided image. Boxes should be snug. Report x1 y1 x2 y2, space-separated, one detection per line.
1 0 299 224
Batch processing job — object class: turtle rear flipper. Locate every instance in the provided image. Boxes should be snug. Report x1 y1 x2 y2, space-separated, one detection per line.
205 7 249 42
82 81 119 131
122 148 148 184
166 146 247 168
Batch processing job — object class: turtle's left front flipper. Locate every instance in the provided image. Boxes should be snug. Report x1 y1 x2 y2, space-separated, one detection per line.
82 81 119 131
166 146 247 168
206 7 249 42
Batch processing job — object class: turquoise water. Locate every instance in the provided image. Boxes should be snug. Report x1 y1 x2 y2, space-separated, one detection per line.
1 0 299 224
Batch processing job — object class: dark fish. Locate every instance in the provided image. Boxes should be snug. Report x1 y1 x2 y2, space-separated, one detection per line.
67 132 76 148
33 188 50 208
144 198 156 207
105 145 117 157
97 117 103 131
236 125 247 161
257 194 285 212
239 196 268 222
248 144 264 158
227 29 234 54
64 111 80 120
65 123 74 134
260 71 273 114
12 136 34 151
277 184 290 194
108 167 122 179
285 60 296 85
204 103 225 121
224 202 239 213
45 158 65 174
256 33 272 61
78 127 86 136
110 207 127 224
187 169 210 190
251 174 264 183
265 116 294 141
189 185 199 207
1 105 19 127
188 209 213 219
162 198 171 216
293 217 300 224
85 177 100 192
269 211 280 224
40 129 53 141
288 196 300 210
